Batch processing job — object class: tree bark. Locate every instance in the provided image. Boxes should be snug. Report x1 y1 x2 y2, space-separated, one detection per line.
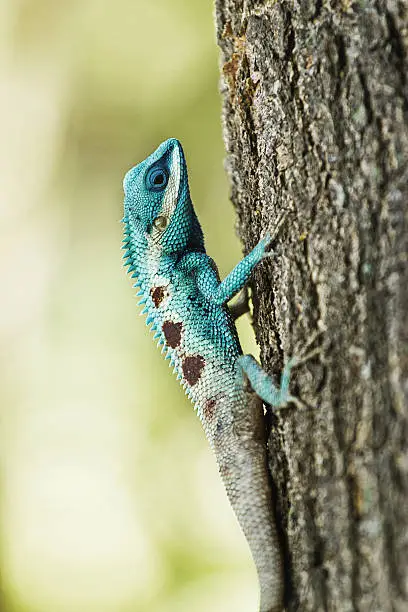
215 2 408 611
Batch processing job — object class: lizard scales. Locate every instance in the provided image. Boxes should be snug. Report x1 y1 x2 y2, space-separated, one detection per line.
122 138 293 612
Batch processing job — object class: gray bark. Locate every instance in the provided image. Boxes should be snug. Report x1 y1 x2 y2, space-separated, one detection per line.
215 2 408 611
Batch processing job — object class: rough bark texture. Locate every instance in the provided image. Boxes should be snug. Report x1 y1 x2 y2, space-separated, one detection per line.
215 2 408 611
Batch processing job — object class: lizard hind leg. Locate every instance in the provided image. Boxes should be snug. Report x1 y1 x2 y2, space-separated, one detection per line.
237 354 298 410
228 287 250 321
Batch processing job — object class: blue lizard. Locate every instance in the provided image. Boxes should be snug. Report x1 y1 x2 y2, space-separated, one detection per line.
122 138 297 612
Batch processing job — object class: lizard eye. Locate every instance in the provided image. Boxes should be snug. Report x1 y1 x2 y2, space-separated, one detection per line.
146 166 169 192
153 215 169 231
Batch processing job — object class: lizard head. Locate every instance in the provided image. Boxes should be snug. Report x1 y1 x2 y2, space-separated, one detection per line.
122 138 204 268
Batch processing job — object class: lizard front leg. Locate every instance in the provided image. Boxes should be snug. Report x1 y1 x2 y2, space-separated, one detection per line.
214 234 272 305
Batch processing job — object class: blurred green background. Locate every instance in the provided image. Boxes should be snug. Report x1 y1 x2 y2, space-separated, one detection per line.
1 1 259 611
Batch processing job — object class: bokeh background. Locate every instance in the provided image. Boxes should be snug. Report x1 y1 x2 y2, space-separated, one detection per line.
1 2 259 611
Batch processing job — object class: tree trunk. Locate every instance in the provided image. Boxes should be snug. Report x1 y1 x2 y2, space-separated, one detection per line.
215 2 408 611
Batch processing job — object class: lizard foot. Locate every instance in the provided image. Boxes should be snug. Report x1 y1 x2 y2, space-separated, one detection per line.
237 330 323 411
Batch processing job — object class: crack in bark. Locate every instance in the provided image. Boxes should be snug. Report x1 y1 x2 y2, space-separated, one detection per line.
385 9 408 110
357 68 374 125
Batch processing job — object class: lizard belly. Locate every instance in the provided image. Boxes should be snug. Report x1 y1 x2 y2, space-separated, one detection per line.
146 276 241 438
